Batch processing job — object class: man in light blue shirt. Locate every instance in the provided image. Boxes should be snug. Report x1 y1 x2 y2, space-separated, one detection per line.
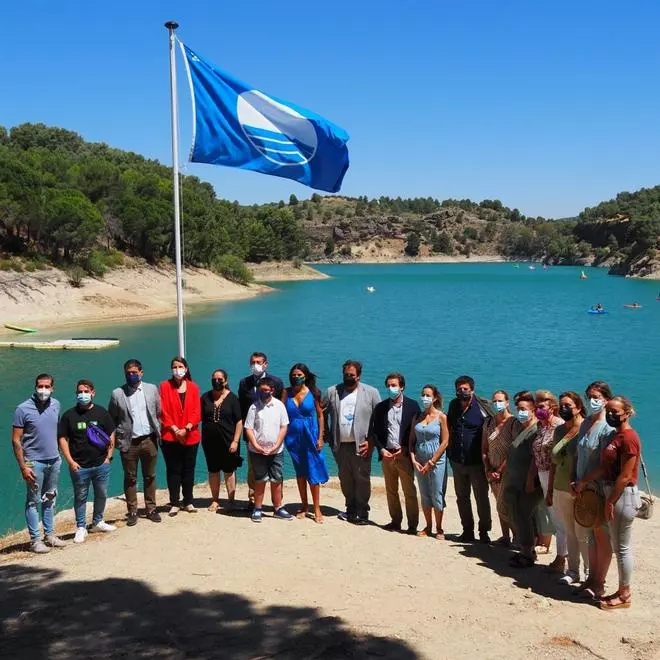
12 373 66 553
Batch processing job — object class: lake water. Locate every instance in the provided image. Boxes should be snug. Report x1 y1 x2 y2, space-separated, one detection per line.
1 263 658 537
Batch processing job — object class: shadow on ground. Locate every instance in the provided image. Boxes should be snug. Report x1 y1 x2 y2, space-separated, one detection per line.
0 564 419 659
455 541 591 604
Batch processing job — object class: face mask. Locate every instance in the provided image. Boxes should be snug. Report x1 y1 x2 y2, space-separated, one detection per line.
535 407 551 421
258 390 272 402
172 368 187 379
492 401 506 414
606 411 623 428
516 409 530 423
421 395 433 408
558 405 574 421
77 392 92 406
251 363 265 377
35 388 51 402
457 390 471 402
125 372 141 387
388 386 401 400
589 398 604 414
343 374 357 387
291 375 305 386
212 379 225 391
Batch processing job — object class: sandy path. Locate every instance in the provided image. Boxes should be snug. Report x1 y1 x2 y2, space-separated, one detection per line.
1 478 658 659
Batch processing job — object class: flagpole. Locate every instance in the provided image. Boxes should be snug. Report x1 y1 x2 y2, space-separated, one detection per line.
165 20 185 357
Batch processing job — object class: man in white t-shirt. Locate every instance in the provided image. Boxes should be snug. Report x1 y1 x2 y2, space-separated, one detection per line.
244 377 292 523
324 360 381 524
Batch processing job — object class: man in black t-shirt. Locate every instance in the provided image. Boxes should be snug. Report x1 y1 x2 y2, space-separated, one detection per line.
58 379 116 544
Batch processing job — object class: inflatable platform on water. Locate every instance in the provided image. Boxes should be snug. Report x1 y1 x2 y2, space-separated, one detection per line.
0 338 120 350
587 309 607 315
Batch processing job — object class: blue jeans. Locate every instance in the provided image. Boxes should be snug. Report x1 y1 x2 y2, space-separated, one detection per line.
25 457 62 541
71 462 111 528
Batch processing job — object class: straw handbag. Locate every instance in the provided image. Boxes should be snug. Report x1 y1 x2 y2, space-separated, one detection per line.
574 487 606 528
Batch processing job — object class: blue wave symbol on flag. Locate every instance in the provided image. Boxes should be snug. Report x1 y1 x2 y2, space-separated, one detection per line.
237 90 318 167
241 130 314 166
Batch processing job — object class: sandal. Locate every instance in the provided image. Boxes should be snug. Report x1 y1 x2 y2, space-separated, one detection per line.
417 528 434 538
600 595 630 610
509 554 535 568
494 536 512 548
207 501 220 512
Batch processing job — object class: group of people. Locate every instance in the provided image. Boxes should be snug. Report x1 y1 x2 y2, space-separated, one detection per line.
12 353 645 610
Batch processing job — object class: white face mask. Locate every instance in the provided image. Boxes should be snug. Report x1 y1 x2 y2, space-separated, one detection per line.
589 398 604 414
251 363 265 377
35 388 51 402
172 368 187 379
421 396 433 408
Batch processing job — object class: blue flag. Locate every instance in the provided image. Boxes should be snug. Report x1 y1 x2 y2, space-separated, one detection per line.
180 43 350 193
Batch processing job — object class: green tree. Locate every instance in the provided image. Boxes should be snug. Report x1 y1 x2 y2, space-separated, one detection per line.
404 232 420 256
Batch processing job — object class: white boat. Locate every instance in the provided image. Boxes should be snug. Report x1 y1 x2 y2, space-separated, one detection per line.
528 265 536 270
366 286 375 293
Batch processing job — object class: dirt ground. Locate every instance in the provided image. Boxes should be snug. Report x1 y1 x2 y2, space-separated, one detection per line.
1 477 658 660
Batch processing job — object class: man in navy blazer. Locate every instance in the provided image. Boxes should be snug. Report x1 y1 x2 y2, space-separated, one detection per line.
369 373 421 533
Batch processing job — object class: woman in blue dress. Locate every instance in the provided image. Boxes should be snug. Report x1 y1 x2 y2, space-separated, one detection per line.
282 363 329 523
409 385 449 538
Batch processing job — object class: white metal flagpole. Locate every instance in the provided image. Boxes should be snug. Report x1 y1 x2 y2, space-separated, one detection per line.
165 20 185 357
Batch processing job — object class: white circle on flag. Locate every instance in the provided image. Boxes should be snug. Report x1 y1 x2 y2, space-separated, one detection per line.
237 90 317 166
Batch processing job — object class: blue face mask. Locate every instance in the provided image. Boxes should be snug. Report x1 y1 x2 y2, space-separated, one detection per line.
77 392 92 406
516 409 530 423
126 372 141 387
258 390 272 402
388 386 401 400
421 395 433 408
589 398 604 414
492 401 506 414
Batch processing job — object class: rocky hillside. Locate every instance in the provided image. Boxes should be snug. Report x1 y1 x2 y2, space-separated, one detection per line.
296 190 660 278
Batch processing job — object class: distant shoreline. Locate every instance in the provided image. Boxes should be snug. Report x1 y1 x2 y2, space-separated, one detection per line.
0 262 328 338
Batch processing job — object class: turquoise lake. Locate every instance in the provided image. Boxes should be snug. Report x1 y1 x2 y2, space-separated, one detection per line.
1 262 658 537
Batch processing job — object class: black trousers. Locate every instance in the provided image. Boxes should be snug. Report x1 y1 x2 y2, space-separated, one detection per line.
161 442 199 506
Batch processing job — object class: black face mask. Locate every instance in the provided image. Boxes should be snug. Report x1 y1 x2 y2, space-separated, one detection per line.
212 380 225 392
559 405 574 421
343 374 357 387
290 375 305 387
606 411 623 428
457 391 471 402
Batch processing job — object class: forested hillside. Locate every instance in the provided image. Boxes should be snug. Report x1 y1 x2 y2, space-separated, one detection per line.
1 123 659 280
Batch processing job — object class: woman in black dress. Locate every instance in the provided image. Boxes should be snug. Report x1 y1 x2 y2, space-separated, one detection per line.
201 369 243 512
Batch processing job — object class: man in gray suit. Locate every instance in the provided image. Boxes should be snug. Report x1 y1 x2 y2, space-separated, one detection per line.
108 359 162 526
324 360 381 525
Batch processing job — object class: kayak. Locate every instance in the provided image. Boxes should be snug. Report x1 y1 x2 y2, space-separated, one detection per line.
587 309 607 315
623 305 643 309
4 323 38 333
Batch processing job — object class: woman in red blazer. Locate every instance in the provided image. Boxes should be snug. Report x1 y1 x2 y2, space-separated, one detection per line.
159 356 202 516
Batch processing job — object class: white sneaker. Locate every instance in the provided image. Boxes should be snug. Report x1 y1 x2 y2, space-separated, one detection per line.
90 520 116 533
74 527 88 544
559 571 580 585
184 504 197 513
168 506 180 517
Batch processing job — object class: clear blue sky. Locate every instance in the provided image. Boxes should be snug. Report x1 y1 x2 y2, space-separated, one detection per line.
2 1 659 217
